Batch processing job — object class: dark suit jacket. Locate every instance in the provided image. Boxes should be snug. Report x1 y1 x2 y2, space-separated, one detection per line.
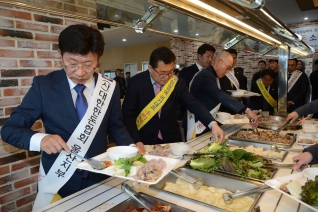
250 80 278 115
179 64 200 89
251 71 262 85
122 70 214 145
287 71 309 112
310 69 318 118
1 70 133 198
114 76 125 98
219 67 247 114
188 66 246 120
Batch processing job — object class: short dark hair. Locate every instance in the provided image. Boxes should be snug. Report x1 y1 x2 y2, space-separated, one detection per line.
297 59 303 64
225 48 237 56
288 58 298 64
197 44 216 55
126 72 130 75
258 60 266 65
262 69 276 79
59 24 104 57
315 59 318 65
116 69 121 72
269 59 278 63
149 46 176 68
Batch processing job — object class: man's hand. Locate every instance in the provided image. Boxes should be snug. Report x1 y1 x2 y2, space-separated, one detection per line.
245 108 259 128
287 101 293 107
286 111 299 124
40 135 70 154
211 124 225 144
136 142 146 155
293 152 312 172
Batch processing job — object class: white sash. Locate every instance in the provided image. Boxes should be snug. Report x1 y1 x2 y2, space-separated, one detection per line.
288 70 302 93
32 74 116 211
225 70 240 89
187 71 221 141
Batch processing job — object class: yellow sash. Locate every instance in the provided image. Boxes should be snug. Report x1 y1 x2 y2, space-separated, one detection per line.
256 79 277 112
136 75 178 130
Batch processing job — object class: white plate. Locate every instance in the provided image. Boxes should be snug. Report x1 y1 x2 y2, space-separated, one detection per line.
215 115 249 125
75 153 180 185
231 92 261 98
265 172 318 211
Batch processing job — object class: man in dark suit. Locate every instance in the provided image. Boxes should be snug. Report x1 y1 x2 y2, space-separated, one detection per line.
114 68 125 98
0 25 141 210
219 48 248 114
122 46 225 145
287 58 309 113
188 51 259 131
310 60 318 118
251 60 266 84
179 43 216 89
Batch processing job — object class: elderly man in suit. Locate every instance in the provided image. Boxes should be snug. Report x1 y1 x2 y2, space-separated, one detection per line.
1 25 141 211
122 46 225 145
186 51 259 135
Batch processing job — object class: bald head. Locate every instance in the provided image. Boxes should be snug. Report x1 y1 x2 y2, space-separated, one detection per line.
212 51 233 78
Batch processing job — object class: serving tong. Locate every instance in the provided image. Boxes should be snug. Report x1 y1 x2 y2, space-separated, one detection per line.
270 145 303 153
272 120 291 135
170 170 203 189
222 185 272 204
66 150 106 170
122 183 166 212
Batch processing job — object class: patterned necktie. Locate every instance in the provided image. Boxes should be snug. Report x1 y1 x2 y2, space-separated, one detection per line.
74 84 88 120
74 84 89 178
155 83 163 140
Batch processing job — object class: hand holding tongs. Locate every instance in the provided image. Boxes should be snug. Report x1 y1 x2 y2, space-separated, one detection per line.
272 120 291 135
122 183 166 212
222 185 272 204
170 170 203 189
250 118 260 136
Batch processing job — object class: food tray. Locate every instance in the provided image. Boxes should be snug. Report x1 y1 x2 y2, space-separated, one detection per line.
296 133 318 147
107 192 195 212
228 128 297 147
215 115 250 125
75 153 180 185
227 139 288 162
150 167 263 212
265 172 318 212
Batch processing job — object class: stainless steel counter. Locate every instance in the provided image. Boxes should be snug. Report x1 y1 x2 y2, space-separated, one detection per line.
36 124 316 212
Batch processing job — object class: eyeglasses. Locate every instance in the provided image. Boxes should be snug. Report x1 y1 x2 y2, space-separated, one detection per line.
152 67 174 78
62 59 96 73
220 59 231 72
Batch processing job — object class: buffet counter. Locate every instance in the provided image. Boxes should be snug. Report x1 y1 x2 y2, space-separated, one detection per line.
36 124 316 212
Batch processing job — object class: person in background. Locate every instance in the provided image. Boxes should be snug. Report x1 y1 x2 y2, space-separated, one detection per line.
287 58 309 113
125 71 131 88
219 48 248 114
185 51 259 137
114 68 125 98
251 60 266 84
250 69 278 115
285 99 318 171
122 46 225 145
296 59 305 72
174 68 180 77
310 60 318 118
0 24 143 211
269 59 279 74
179 43 216 89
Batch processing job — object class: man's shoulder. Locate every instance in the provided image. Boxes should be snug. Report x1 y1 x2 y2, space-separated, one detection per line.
182 64 197 70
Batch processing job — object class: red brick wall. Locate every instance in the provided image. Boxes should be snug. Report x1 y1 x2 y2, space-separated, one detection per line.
0 4 96 211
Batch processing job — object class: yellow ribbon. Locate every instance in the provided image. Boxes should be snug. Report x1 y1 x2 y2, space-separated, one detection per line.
256 79 277 112
50 193 62 203
136 75 178 130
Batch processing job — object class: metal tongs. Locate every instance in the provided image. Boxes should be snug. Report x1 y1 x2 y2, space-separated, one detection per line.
270 145 303 153
272 120 291 135
182 153 220 159
261 163 294 169
222 185 272 204
66 151 106 170
250 118 260 136
170 170 203 189
122 183 166 212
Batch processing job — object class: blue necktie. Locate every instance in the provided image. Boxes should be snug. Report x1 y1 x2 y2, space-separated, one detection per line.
74 84 89 178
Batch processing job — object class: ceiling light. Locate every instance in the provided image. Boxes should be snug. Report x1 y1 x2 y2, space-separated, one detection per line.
195 33 199 36
304 17 308 20
174 30 178 32
122 39 126 41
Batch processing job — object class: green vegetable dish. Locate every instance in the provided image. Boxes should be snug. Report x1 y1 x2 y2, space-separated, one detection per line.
300 176 318 205
189 140 273 180
113 153 147 176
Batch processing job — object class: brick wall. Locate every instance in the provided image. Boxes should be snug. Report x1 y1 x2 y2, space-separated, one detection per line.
0 4 96 211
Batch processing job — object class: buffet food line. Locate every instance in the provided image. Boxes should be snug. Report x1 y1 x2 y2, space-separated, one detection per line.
36 124 316 212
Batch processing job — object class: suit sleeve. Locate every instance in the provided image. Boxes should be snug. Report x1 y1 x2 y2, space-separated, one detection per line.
179 68 191 89
201 72 246 113
122 79 141 143
178 78 215 127
1 77 42 150
295 99 318 117
250 82 262 110
289 74 309 104
107 83 135 146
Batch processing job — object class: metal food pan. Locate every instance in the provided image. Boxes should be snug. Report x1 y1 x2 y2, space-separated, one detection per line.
107 192 195 212
258 116 301 131
228 129 297 147
150 167 263 212
227 139 288 162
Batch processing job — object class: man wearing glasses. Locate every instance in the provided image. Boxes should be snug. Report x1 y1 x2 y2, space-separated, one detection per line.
186 51 259 136
122 46 225 145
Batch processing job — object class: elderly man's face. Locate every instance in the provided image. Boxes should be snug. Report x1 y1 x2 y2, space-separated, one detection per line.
214 57 233 78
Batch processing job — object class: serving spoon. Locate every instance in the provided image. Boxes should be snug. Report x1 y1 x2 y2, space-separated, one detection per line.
66 151 107 170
